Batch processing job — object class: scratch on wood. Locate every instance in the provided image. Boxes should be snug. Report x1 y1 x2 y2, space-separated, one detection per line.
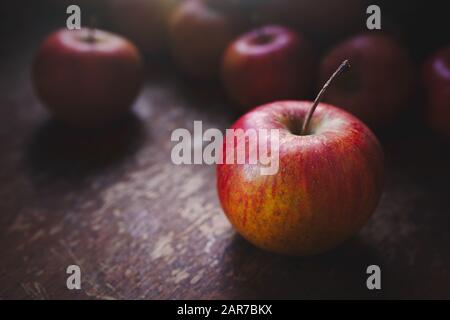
190 269 205 285
170 268 190 284
49 224 63 235
59 239 84 267
151 232 174 260
28 229 45 243
8 213 31 233
21 282 49 300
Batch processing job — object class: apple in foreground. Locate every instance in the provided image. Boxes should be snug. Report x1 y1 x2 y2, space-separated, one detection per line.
222 25 314 109
168 0 244 79
422 45 450 137
217 61 384 255
33 28 143 127
318 33 415 127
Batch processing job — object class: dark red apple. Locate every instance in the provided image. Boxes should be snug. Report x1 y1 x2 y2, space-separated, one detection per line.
221 25 314 109
168 0 244 79
422 45 450 137
107 0 181 55
256 0 362 42
33 28 143 127
217 62 384 255
318 33 415 127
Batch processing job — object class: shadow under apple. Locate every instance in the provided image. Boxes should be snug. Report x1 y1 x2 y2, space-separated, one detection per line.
25 112 146 184
220 232 391 299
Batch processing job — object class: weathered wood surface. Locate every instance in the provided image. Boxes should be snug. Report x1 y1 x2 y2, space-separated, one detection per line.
1 6 450 300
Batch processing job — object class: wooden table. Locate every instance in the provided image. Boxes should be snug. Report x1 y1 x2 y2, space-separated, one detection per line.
1 6 449 300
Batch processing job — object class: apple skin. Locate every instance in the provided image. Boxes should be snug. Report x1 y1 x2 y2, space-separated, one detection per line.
168 0 243 79
32 28 143 128
217 101 384 256
222 25 314 109
107 0 181 55
318 33 415 127
422 45 450 137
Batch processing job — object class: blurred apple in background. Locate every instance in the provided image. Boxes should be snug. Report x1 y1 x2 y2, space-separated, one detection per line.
107 0 181 55
422 45 450 138
203 0 270 15
222 25 315 109
255 0 363 45
168 0 245 79
33 28 143 128
318 33 415 127
44 0 110 18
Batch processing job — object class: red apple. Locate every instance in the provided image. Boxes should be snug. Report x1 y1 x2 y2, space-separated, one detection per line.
217 62 384 255
422 45 450 137
168 0 244 79
318 33 415 127
256 0 362 42
221 25 314 109
33 28 143 127
107 0 181 55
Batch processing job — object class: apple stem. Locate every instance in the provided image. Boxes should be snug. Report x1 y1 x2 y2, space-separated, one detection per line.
86 16 98 43
301 60 350 135
87 28 96 43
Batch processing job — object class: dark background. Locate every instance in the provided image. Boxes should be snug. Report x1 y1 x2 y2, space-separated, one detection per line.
3 1 449 58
